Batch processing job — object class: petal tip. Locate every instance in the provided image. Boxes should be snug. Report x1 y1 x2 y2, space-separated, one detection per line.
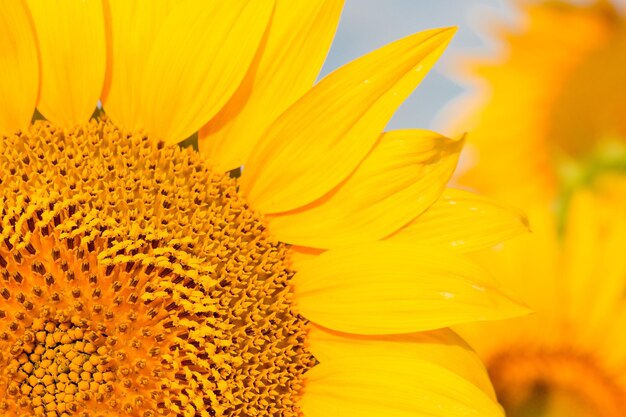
435 26 458 41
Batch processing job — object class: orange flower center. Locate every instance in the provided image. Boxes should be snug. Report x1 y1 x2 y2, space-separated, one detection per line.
0 119 313 416
488 349 625 417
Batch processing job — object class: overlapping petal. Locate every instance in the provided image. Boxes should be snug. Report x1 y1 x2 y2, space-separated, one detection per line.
136 0 273 144
386 188 529 252
0 0 39 135
301 356 504 417
267 129 462 248
293 242 528 335
102 0 177 131
241 27 456 213
27 0 106 127
199 0 344 171
307 325 497 401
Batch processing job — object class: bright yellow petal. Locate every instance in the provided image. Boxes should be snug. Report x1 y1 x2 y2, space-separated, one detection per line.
293 242 528 335
241 27 456 214
307 325 497 401
289 246 324 271
386 188 529 252
266 129 462 248
302 356 504 417
0 0 39 135
455 205 563 359
27 0 105 127
102 0 177 131
137 0 273 144
198 0 344 171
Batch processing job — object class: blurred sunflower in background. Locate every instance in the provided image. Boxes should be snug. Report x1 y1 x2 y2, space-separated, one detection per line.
0 1 529 416
450 0 626 207
447 0 626 416
457 188 626 417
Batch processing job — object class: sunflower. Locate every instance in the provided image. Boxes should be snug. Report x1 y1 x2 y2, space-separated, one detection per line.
456 185 626 417
0 1 529 416
447 0 626 207
447 1 626 416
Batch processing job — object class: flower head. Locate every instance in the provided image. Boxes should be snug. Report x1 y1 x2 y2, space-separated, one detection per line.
447 0 626 206
457 187 626 417
1 1 528 416
449 1 626 415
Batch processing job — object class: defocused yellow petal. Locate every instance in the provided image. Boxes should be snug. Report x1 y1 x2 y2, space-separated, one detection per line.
386 188 529 252
447 2 614 207
307 325 497 401
302 356 504 417
241 27 456 213
27 0 105 127
563 190 604 323
102 0 177 131
137 0 273 144
454 206 563 360
199 0 343 171
0 0 38 135
293 242 528 335
563 189 626 333
267 129 462 248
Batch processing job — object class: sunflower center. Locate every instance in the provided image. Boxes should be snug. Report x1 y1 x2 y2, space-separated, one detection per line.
0 119 313 416
488 349 626 417
7 318 113 415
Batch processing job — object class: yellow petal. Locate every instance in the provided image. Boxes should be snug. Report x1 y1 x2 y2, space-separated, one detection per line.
455 206 562 358
241 27 456 214
267 129 462 248
0 0 39 135
198 0 344 171
102 0 177 131
562 189 626 332
137 0 273 144
27 0 106 127
307 325 497 401
302 356 504 417
293 242 528 335
289 246 324 271
386 188 529 252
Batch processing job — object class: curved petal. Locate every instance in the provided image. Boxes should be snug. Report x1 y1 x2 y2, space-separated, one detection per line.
267 129 462 248
199 0 344 171
0 0 39 135
386 188 529 252
307 325 497 401
137 0 273 144
293 242 528 335
101 0 177 131
241 27 456 214
302 356 504 417
27 0 106 127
